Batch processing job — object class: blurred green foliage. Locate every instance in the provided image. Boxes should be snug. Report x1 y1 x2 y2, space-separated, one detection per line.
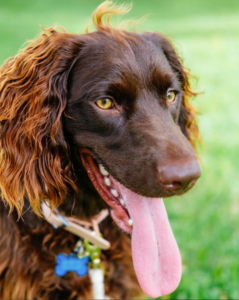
1 0 239 299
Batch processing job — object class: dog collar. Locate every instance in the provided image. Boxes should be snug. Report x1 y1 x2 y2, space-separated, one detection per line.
41 202 111 250
41 202 111 299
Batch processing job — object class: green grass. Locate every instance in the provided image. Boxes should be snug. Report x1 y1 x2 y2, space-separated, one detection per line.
1 0 239 299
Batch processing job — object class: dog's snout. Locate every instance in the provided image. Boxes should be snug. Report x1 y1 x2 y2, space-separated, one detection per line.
157 159 201 193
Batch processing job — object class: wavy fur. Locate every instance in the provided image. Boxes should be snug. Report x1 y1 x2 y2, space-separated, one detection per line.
0 1 199 216
0 2 200 299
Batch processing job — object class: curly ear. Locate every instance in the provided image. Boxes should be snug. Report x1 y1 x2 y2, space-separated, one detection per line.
141 32 201 150
0 28 83 215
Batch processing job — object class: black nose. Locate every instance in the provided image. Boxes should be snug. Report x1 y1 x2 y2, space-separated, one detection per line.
157 159 201 192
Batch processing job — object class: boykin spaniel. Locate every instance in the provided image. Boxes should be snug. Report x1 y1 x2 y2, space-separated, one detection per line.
0 1 201 299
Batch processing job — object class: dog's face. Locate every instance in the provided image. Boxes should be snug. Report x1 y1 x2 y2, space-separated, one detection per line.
64 30 200 211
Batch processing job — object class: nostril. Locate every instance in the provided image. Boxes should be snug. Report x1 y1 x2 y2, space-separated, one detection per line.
172 181 182 190
164 182 182 191
161 181 185 193
160 179 197 193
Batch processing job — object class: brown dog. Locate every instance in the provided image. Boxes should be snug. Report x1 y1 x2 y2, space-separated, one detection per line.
0 1 200 299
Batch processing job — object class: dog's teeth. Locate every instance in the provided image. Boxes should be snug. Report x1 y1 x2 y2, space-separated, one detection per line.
110 189 119 197
120 198 125 206
99 164 109 176
104 177 111 186
128 219 133 226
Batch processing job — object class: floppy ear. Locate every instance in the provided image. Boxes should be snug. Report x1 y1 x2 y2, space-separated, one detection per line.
141 32 200 150
0 28 83 215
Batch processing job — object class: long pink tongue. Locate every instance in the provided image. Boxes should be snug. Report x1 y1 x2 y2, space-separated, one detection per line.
117 183 182 298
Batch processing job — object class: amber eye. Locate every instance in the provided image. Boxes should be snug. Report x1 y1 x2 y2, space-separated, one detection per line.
167 91 176 103
95 98 114 109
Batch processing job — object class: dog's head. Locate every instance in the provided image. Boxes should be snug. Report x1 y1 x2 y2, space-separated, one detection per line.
0 1 201 298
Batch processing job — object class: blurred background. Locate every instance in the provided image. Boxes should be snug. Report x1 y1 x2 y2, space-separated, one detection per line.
1 0 239 299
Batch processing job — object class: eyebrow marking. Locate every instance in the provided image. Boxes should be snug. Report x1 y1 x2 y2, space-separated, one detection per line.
150 67 174 95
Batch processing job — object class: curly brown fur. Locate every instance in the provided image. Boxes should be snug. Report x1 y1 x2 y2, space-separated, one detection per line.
0 200 140 300
0 1 200 299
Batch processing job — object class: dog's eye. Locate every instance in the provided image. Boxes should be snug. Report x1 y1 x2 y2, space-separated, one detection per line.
166 91 176 103
95 98 114 109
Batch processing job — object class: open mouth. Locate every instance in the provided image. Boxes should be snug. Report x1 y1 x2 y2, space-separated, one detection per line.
80 148 182 298
80 149 133 234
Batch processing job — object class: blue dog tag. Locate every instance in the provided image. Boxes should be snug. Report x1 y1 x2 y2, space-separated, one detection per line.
55 253 90 277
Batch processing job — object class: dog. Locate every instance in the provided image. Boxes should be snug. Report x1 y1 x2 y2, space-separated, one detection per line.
0 1 201 299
